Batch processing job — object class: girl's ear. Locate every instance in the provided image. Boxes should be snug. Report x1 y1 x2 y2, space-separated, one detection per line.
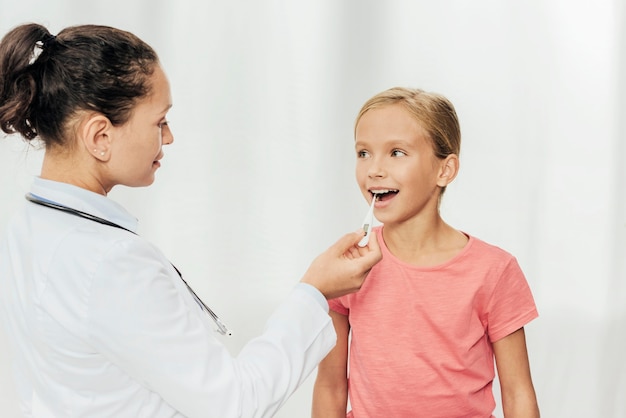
80 113 112 161
437 154 459 187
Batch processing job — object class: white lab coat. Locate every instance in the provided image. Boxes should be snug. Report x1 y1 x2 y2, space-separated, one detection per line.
0 177 336 417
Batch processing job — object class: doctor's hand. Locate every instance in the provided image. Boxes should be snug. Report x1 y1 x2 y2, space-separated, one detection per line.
300 230 382 300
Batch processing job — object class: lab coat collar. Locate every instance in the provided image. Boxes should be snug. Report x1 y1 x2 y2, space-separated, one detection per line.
30 177 139 233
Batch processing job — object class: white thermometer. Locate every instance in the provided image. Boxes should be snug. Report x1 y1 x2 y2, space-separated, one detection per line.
357 195 377 247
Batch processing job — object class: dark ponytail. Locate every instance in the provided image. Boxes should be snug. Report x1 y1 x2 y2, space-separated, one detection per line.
0 23 159 147
0 24 50 141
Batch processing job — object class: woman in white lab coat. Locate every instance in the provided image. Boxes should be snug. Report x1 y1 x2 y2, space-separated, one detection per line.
0 23 381 417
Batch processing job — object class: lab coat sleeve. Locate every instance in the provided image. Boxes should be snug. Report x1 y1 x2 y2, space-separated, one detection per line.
86 237 337 418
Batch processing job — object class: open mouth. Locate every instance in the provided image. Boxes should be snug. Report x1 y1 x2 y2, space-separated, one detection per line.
371 189 398 201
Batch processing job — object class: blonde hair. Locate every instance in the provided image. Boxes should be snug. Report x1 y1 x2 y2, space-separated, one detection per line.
355 87 461 159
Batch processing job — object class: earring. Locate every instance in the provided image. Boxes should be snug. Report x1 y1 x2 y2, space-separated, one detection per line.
100 151 105 156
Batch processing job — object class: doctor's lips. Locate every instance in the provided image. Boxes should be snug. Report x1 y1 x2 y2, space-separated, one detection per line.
153 154 165 166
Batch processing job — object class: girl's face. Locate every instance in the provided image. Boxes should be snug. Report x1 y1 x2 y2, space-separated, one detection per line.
355 103 446 226
106 65 173 190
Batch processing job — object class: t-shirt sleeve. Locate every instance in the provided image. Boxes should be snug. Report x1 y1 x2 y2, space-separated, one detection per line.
328 296 349 316
485 256 538 342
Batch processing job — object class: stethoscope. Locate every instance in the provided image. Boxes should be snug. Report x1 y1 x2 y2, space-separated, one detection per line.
25 193 232 336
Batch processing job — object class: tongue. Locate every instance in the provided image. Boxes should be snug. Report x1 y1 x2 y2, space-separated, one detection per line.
378 192 397 201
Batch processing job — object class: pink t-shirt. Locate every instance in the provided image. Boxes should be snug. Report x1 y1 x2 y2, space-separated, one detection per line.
329 227 538 418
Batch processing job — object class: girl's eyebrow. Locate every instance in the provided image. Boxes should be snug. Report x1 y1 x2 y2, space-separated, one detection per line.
355 139 414 148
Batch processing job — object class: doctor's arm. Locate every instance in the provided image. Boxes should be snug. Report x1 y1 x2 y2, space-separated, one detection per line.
88 230 379 418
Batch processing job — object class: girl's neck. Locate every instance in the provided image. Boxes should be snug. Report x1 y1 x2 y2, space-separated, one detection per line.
382 215 468 267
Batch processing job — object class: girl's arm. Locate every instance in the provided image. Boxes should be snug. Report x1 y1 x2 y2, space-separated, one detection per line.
493 327 540 418
312 310 350 418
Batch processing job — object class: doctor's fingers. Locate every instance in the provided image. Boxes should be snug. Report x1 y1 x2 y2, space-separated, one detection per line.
354 232 381 260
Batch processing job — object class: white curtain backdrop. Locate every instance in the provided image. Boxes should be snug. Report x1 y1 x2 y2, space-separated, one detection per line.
1 1 624 416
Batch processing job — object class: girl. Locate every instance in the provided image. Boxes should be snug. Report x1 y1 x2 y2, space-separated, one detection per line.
312 87 539 417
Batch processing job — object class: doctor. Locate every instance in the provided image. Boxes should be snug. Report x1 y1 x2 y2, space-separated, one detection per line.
0 23 381 417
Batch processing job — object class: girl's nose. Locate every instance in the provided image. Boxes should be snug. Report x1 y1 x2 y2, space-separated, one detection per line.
367 159 385 178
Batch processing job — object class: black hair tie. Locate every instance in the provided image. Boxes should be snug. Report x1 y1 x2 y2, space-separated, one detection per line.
41 33 56 48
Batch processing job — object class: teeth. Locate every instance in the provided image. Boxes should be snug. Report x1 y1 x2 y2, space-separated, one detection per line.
371 189 397 195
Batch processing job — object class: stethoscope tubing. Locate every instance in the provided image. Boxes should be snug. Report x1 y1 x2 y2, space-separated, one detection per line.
25 193 232 336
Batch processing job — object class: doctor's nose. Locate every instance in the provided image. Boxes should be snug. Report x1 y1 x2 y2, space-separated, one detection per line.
161 124 174 145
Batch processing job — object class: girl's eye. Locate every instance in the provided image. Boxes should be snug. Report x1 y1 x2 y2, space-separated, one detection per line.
391 149 406 157
357 150 370 158
158 120 169 129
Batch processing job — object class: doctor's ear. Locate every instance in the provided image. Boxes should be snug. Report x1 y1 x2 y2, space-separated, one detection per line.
436 154 459 187
79 113 112 161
